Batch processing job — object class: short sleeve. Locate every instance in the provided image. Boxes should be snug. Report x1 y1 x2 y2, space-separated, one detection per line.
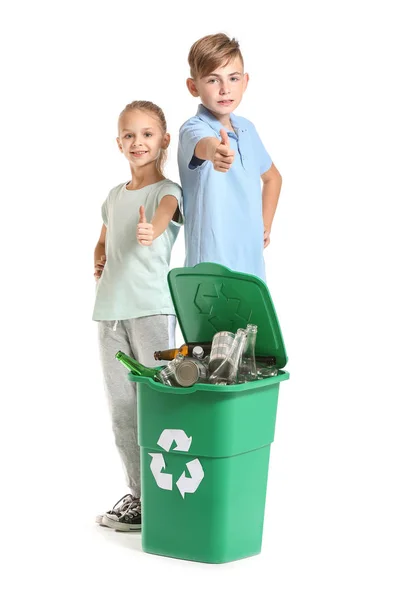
179 118 217 170
101 196 109 226
101 186 119 226
157 181 184 226
251 124 273 175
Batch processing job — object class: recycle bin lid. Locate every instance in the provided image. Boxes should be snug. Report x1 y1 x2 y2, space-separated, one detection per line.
168 262 288 368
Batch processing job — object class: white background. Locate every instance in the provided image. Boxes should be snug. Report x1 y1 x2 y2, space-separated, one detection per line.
1 0 399 598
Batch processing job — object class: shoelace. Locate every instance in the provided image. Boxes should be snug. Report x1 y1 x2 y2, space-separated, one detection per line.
111 493 134 514
120 499 142 519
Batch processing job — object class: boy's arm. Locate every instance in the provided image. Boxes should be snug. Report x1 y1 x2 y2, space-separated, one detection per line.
261 164 282 247
94 224 107 279
136 196 179 246
194 130 235 172
194 137 221 161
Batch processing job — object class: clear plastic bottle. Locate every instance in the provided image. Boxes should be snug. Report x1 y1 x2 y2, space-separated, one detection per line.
238 324 258 383
209 328 247 385
208 331 235 380
256 364 279 379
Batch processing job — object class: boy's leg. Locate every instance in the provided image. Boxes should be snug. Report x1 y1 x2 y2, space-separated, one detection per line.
98 320 141 498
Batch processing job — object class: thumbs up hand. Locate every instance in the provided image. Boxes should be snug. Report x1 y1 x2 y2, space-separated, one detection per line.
137 205 154 246
220 129 230 147
212 128 235 172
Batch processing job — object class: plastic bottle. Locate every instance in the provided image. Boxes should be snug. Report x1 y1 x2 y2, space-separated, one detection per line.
256 364 279 379
209 328 247 385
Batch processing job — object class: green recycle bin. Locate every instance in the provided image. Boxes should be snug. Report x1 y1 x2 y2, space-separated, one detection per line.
129 262 289 563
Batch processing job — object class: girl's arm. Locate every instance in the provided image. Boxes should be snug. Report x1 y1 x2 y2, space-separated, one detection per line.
137 195 179 246
94 224 107 279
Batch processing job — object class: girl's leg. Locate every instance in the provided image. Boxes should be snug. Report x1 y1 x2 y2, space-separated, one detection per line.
98 320 141 498
126 314 176 368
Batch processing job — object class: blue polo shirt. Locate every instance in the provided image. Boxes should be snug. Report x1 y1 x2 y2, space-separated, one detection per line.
178 104 272 281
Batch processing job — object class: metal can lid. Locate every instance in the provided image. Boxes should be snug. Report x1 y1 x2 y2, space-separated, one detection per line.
175 360 199 387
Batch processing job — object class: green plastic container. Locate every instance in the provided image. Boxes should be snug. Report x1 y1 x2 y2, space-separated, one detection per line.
129 263 289 563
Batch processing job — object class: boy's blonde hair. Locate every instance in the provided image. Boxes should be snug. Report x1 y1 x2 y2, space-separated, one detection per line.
188 33 243 80
119 100 168 175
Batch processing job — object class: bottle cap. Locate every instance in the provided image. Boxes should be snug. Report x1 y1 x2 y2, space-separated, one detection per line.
192 345 204 359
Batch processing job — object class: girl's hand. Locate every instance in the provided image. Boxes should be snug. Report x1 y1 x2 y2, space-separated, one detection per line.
137 206 154 246
94 255 106 280
263 230 271 248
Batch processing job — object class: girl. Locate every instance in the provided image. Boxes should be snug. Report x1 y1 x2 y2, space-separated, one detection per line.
93 101 183 531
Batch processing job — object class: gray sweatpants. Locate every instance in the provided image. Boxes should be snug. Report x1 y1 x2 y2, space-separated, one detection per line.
98 315 176 498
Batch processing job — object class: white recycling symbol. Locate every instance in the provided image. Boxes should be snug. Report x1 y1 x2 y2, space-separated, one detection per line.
148 429 204 498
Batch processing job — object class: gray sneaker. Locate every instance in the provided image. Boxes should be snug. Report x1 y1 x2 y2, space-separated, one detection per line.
96 493 134 527
102 498 141 531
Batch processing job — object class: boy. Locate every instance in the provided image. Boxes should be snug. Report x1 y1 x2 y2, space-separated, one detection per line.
178 33 282 281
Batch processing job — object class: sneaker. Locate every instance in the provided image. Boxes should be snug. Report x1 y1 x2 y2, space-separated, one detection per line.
96 493 134 527
102 498 141 531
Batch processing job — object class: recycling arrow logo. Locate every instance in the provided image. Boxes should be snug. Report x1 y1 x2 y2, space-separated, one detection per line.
148 429 204 498
194 282 251 331
148 454 172 491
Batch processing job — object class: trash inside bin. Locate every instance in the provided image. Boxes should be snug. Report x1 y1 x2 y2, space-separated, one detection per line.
129 262 289 563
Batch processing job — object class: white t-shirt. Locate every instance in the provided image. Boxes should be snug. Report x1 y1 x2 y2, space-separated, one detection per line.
92 179 183 321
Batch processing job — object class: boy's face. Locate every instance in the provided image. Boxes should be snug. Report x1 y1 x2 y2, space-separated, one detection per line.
187 57 248 119
117 109 169 168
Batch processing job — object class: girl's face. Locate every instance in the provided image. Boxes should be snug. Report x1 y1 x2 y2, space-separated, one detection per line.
117 109 169 169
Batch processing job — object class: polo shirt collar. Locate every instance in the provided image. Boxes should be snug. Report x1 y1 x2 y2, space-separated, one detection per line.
197 104 241 134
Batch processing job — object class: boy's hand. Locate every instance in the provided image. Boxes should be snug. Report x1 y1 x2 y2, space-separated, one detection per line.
212 129 235 172
94 255 106 280
137 205 154 246
264 230 271 248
